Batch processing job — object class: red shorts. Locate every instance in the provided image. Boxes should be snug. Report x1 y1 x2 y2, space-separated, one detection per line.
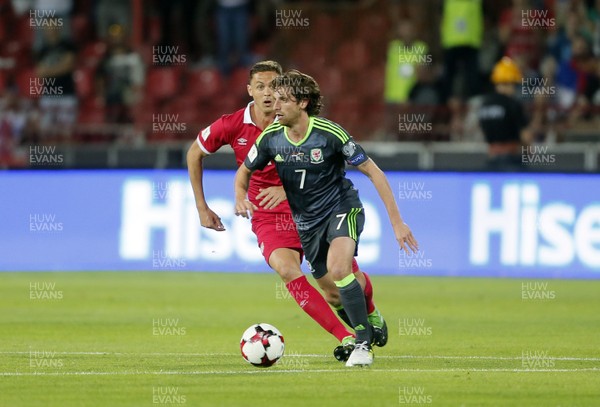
251 212 304 266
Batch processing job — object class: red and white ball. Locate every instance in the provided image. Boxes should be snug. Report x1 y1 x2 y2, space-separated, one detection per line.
240 323 285 367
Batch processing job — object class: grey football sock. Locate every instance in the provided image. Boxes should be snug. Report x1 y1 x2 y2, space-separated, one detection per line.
338 279 372 344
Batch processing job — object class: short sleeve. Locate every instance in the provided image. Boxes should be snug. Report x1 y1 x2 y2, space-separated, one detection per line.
244 135 272 171
341 139 369 166
196 116 229 154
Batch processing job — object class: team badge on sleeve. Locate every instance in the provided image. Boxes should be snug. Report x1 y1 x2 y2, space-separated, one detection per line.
248 144 258 163
310 148 323 164
201 126 211 140
342 141 356 157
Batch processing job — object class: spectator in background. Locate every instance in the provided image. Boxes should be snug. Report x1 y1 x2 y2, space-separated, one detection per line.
548 9 587 66
157 0 216 67
478 57 532 171
440 0 483 102
216 0 251 76
498 0 545 72
96 24 144 124
384 20 429 105
34 21 77 139
12 0 73 51
555 34 598 124
95 0 131 40
0 89 38 167
384 19 432 139
440 0 484 139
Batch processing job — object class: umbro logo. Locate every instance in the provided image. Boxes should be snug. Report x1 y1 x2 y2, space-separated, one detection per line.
238 138 248 146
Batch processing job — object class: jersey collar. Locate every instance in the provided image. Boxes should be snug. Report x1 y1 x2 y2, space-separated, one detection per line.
243 102 255 125
244 101 279 127
284 116 315 146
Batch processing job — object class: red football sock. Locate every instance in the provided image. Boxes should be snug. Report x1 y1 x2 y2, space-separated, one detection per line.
286 275 352 342
351 258 376 314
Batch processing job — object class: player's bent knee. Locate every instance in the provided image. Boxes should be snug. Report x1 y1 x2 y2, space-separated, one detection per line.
273 265 303 284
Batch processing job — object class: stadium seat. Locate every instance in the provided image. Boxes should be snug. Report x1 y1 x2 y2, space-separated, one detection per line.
227 67 250 98
78 99 106 124
15 68 36 98
185 68 222 102
316 68 343 99
356 14 389 47
2 40 32 75
0 70 6 93
335 40 370 73
146 67 181 102
74 68 95 100
79 41 107 68
71 14 92 45
358 64 385 100
16 15 34 47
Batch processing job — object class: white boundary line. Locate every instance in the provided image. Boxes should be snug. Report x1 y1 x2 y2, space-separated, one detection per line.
1 368 599 377
2 351 599 362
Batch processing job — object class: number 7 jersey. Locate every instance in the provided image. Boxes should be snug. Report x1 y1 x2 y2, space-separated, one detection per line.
244 116 369 231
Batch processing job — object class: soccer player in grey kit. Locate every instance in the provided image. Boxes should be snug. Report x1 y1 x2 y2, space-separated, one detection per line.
234 70 419 366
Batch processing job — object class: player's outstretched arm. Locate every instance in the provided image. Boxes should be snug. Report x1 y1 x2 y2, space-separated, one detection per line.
357 158 419 253
186 141 225 231
234 163 258 219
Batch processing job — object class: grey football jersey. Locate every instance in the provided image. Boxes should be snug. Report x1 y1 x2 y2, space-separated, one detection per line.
245 116 368 230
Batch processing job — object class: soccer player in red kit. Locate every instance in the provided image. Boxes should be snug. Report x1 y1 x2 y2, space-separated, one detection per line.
187 61 386 360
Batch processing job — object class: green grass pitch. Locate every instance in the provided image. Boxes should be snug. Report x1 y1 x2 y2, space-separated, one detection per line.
1 272 599 406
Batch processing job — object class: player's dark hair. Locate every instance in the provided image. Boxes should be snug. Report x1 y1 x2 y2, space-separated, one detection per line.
248 60 283 84
270 70 323 116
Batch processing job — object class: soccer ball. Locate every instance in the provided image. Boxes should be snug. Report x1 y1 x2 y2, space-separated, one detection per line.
240 323 285 367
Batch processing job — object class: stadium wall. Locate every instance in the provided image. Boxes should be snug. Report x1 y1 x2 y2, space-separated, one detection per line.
1 170 599 278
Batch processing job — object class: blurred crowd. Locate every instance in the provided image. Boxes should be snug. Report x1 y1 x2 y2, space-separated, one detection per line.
1 0 599 166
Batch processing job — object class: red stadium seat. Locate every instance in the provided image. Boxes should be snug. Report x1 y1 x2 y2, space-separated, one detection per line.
358 64 385 101
146 67 181 102
78 99 106 124
0 70 6 93
74 68 95 100
2 40 32 75
335 40 370 74
79 41 107 68
316 68 343 100
228 67 249 96
71 14 92 45
185 68 222 102
357 14 389 47
15 68 36 98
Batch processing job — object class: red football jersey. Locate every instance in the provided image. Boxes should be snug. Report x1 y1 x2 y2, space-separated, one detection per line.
196 102 291 215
